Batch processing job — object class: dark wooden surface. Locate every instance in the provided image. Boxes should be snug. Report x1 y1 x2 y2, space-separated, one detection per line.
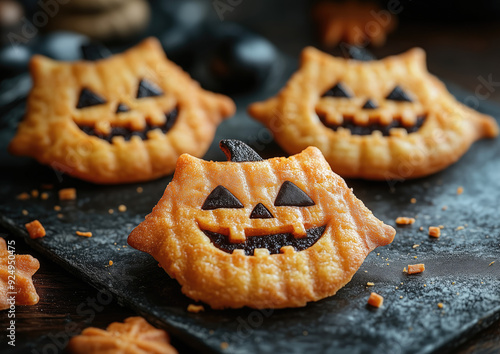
1 21 500 354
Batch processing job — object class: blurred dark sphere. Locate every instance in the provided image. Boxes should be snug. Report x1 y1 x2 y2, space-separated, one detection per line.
31 31 89 61
0 44 31 77
192 23 278 94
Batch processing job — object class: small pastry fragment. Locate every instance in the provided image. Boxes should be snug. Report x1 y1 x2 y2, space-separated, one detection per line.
25 220 46 239
248 47 499 180
128 140 395 309
9 37 235 184
59 188 77 201
67 316 177 354
407 264 425 275
367 292 384 308
428 226 441 238
396 217 415 225
0 238 40 310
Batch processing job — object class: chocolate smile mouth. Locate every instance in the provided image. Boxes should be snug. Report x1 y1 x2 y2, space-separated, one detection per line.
318 113 426 136
78 107 178 142
202 225 326 256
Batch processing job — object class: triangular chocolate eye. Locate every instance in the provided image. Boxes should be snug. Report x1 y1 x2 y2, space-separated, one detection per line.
76 88 107 109
250 203 274 219
362 99 378 109
322 82 352 98
220 139 263 162
137 79 163 98
275 181 315 207
202 186 244 210
385 86 412 102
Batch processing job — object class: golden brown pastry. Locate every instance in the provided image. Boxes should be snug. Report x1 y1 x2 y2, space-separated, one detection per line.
248 47 499 180
128 140 395 309
9 37 235 184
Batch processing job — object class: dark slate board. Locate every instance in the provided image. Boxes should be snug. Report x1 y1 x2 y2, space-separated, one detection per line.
1 60 499 354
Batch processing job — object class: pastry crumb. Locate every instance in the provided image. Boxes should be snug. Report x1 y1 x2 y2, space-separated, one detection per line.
76 231 92 237
437 302 444 309
108 260 113 266
403 267 407 273
408 264 425 275
412 244 419 249
367 292 384 308
136 187 143 193
22 209 29 216
57 213 64 218
25 220 46 239
41 184 53 189
41 192 49 200
59 188 76 200
187 304 205 313
396 217 415 225
118 204 127 212
439 225 444 229
489 261 495 266
410 198 416 204
442 206 448 211
17 192 30 200
428 226 441 238
456 226 464 231
108 209 114 214
31 189 39 198
366 282 375 287
54 205 61 211
457 186 464 195
220 342 229 350
419 226 424 231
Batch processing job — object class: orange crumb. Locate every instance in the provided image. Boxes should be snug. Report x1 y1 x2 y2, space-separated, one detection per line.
408 264 425 274
108 209 114 214
59 188 76 200
220 342 229 350
108 260 113 266
25 220 46 239
457 186 464 195
428 226 441 238
16 192 30 200
396 217 415 225
367 292 384 308
40 192 49 200
489 261 495 266
22 209 29 216
54 205 61 211
366 282 375 286
442 206 448 211
76 231 92 237
439 225 444 229
410 198 416 204
456 226 464 231
403 267 407 273
31 189 39 198
437 303 444 309
118 204 127 212
136 187 143 193
419 226 424 231
57 213 64 218
187 304 205 313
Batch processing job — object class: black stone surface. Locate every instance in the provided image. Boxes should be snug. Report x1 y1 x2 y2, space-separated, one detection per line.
0 60 499 354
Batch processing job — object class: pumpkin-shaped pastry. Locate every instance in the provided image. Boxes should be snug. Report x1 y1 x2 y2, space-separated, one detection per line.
128 140 395 309
248 47 499 180
9 37 235 184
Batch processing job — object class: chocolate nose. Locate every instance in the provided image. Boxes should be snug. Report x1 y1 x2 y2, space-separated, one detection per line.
362 99 378 109
250 203 274 219
116 103 131 113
